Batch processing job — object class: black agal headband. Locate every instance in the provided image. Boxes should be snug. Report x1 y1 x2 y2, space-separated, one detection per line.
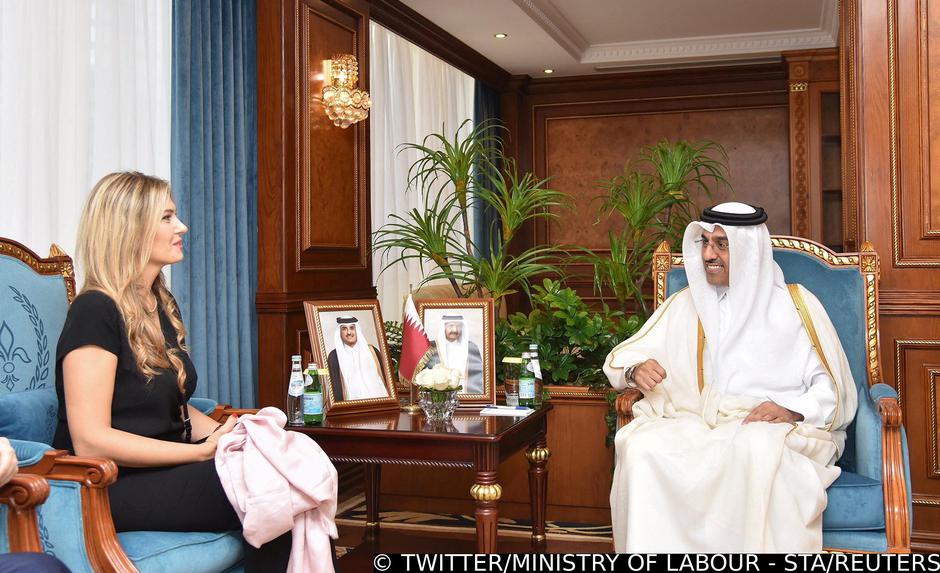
701 204 768 226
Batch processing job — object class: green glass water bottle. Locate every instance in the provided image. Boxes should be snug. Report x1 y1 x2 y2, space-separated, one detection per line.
303 363 324 425
519 352 537 407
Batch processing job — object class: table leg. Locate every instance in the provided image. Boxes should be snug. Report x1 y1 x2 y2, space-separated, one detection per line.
526 437 551 546
471 445 501 553
364 463 381 540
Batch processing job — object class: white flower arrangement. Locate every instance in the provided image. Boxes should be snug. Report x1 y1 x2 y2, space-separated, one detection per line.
414 364 463 392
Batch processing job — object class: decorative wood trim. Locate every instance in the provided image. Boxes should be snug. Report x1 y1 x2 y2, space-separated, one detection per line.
883 0 940 266
0 238 76 303
879 291 940 315
294 0 370 270
0 473 49 553
329 456 473 469
524 63 787 96
929 370 940 478
918 0 939 240
839 0 860 251
879 395 912 552
20 450 135 573
913 495 940 507
791 86 810 236
367 0 510 90
894 339 940 408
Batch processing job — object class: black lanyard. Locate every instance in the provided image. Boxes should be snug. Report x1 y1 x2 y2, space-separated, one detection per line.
180 393 193 443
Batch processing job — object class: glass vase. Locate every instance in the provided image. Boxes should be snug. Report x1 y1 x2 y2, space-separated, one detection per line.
418 388 459 423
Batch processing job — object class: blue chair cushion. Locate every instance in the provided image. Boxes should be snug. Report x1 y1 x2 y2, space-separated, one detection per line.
823 470 885 530
118 530 243 573
0 387 58 444
188 397 218 416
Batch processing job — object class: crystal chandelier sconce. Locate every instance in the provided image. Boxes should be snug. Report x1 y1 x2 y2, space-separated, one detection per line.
321 54 371 128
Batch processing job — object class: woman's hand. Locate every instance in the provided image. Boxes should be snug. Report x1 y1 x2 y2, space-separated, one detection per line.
0 437 18 487
198 415 238 460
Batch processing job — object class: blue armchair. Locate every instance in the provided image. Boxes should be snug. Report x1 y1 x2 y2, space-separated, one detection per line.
0 238 244 572
615 237 911 553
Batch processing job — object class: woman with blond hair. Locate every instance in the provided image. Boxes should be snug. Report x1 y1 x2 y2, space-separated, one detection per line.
53 171 291 571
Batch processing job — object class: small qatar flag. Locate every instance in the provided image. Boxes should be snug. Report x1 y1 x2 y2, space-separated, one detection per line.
399 294 432 383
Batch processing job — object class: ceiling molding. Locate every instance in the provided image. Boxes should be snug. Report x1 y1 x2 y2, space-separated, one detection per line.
511 0 588 61
820 0 839 44
582 27 837 68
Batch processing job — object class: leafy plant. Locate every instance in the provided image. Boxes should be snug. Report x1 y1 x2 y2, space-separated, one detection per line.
586 139 730 318
498 279 640 389
399 119 500 260
373 121 570 315
384 320 403 374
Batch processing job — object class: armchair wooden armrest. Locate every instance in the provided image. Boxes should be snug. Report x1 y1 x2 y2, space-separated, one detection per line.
878 395 911 553
20 450 137 572
0 473 50 552
208 405 258 422
615 388 643 429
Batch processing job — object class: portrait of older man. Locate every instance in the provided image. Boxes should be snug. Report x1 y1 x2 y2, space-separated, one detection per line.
426 314 484 394
326 315 389 401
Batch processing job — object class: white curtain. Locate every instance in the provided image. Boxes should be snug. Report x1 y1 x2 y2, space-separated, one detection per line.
370 22 475 322
0 0 171 277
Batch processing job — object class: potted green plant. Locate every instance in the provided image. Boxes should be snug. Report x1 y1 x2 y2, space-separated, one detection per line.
372 120 569 317
585 139 731 318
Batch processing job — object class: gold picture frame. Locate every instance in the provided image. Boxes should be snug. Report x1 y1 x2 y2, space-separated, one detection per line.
414 298 497 409
303 299 400 417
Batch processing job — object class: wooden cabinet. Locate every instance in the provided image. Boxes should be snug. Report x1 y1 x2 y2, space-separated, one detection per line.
784 48 854 251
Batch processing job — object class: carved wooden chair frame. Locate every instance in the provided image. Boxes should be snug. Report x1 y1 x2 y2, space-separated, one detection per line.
613 236 910 553
1 238 139 570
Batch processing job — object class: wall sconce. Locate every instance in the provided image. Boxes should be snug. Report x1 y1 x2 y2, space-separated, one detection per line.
322 54 371 128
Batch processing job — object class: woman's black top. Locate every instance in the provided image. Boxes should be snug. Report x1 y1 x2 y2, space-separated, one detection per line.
53 290 197 452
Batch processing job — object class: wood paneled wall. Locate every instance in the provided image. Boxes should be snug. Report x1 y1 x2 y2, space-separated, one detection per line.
842 0 940 551
506 64 790 305
256 0 375 409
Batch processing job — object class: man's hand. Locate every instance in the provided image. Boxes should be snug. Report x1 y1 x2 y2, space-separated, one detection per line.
743 401 804 424
632 359 667 391
0 437 18 487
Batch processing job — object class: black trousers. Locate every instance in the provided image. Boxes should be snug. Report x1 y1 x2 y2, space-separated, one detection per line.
109 459 293 572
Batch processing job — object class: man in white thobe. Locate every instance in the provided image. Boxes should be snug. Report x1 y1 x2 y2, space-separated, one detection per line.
427 315 484 393
604 202 858 552
326 316 389 401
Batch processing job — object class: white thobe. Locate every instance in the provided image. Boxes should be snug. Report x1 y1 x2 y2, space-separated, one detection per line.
606 286 857 552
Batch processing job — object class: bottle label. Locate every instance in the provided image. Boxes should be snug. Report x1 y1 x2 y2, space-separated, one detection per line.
519 376 536 399
304 392 323 415
288 374 304 397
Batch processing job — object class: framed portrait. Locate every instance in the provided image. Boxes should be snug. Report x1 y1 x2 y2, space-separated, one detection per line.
415 298 496 408
303 299 400 416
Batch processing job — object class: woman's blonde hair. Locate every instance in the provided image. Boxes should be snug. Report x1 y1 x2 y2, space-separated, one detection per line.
76 171 189 392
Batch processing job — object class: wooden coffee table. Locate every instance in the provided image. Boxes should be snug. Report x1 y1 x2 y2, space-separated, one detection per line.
292 405 552 553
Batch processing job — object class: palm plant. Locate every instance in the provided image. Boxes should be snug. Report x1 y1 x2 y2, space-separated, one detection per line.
399 119 501 262
373 121 569 314
586 139 730 318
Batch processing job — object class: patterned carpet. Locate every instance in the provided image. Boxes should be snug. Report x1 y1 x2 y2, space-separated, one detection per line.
335 494 613 543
